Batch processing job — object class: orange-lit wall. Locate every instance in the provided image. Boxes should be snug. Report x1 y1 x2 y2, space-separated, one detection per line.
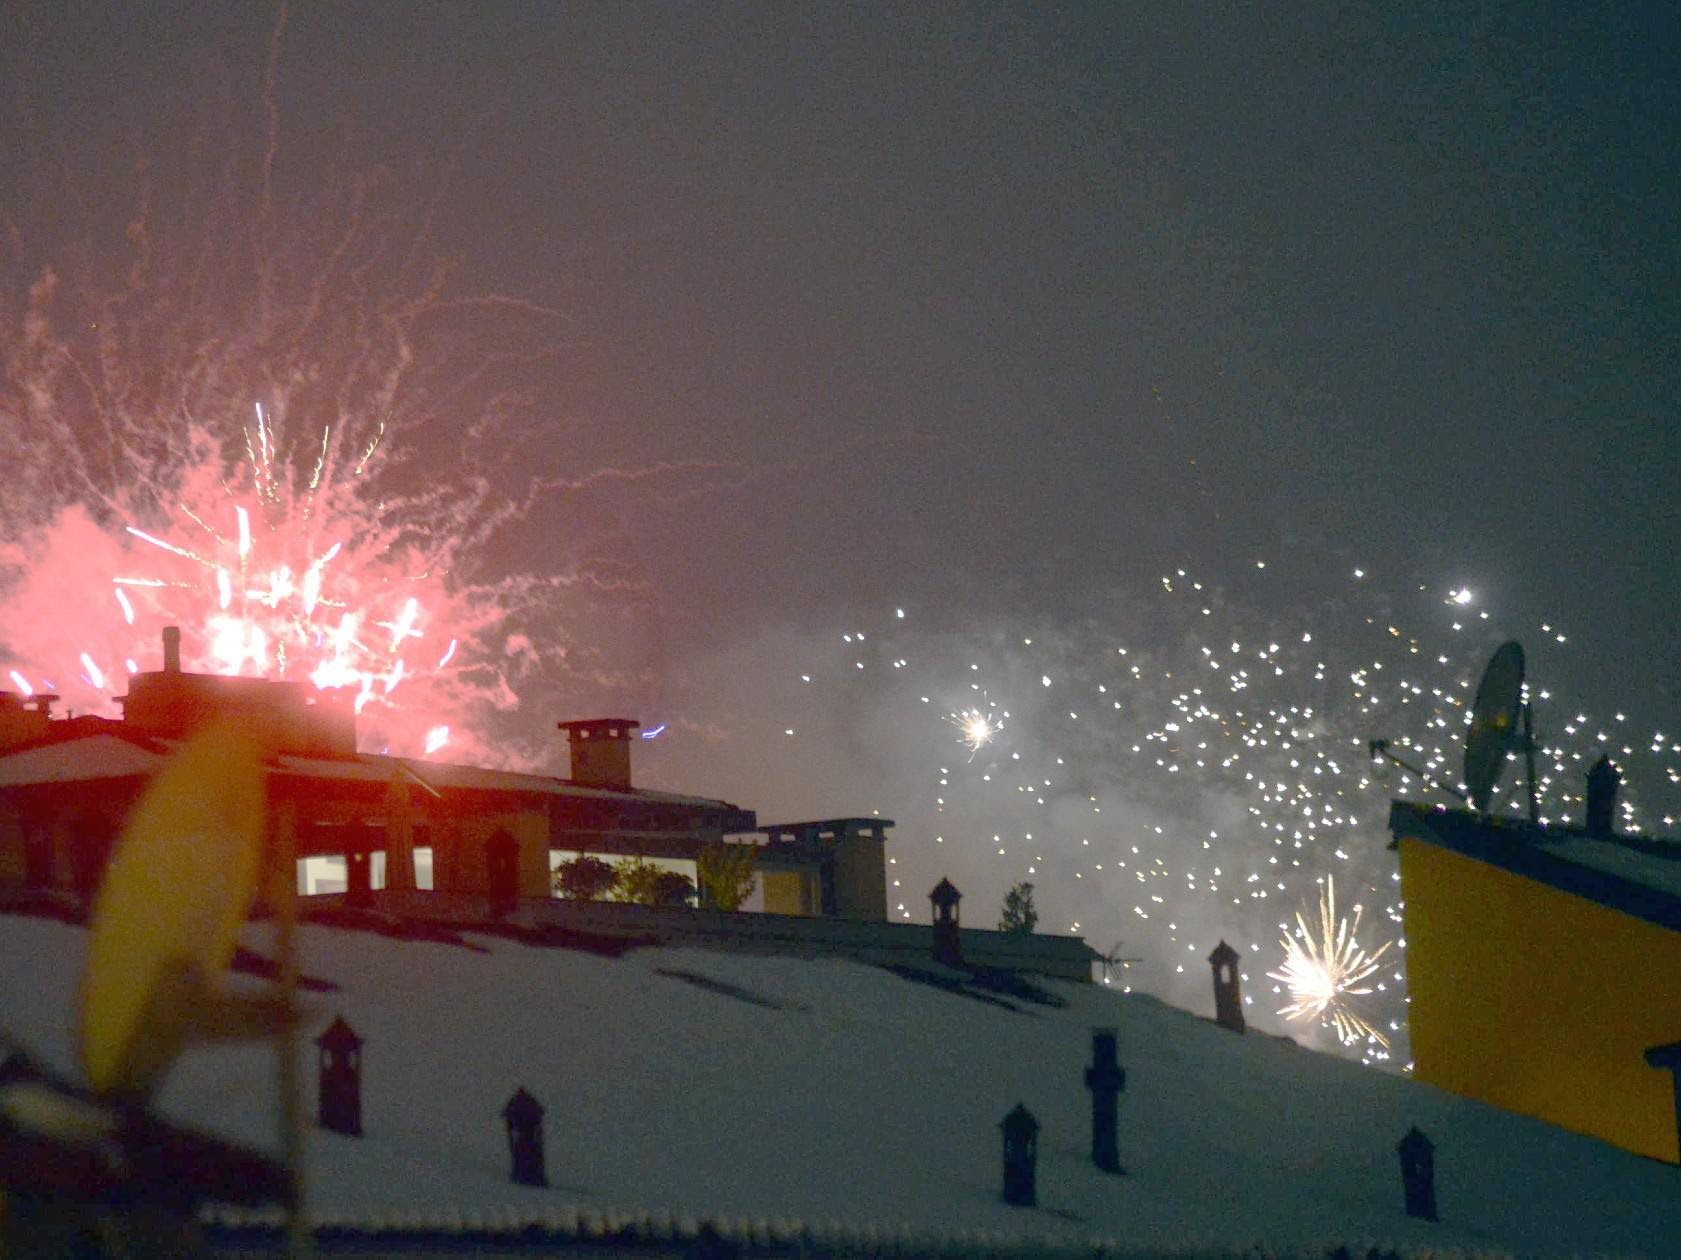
1397 836 1681 1161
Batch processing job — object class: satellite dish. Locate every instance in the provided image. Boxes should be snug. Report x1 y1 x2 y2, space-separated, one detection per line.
77 722 267 1097
1464 641 1528 814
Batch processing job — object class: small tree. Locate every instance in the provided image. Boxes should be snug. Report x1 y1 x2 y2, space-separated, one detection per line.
552 854 617 901
998 881 1037 935
614 857 696 907
696 841 757 911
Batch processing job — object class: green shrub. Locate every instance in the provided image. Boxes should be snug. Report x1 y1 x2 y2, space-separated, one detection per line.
614 857 696 907
696 842 757 911
552 854 618 901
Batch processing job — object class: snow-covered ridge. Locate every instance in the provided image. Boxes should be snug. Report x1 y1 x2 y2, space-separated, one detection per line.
2 911 1673 1259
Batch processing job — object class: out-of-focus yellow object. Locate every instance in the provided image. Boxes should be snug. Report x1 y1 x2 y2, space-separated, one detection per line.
77 722 266 1098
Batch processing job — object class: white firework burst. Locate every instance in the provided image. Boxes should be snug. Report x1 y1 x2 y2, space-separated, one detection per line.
1268 875 1393 1048
949 706 1002 758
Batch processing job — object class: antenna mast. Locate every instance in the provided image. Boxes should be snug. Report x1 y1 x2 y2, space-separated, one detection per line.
1367 738 1467 804
1522 699 1539 823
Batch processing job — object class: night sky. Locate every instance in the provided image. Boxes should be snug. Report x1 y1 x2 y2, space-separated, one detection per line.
4 4 1678 1052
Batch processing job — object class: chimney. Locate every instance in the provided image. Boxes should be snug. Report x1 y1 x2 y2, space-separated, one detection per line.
162 625 182 673
558 718 640 791
1585 755 1620 838
1208 940 1245 1033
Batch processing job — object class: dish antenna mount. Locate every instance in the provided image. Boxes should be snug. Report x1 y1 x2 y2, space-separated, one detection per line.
1370 640 1539 821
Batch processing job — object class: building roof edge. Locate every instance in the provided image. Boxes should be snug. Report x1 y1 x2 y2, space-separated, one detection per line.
1388 801 1681 935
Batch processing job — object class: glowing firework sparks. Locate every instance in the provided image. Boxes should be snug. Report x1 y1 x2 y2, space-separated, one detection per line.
103 422 459 731
950 705 1003 758
0 116 760 770
767 560 1680 1067
0 33 771 775
1268 876 1393 1047
0 156 545 761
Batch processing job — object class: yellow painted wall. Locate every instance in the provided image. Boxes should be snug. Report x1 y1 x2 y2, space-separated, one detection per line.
762 869 816 916
1397 836 1681 1162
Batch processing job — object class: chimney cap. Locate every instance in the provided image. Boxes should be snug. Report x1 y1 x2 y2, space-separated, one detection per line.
314 1015 362 1051
929 877 962 907
502 1087 544 1123
557 718 641 736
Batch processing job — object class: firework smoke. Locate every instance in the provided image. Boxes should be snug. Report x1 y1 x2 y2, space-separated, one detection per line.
687 565 1681 1067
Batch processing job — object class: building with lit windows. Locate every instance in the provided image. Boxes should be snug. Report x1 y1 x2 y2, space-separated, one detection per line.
0 628 1094 979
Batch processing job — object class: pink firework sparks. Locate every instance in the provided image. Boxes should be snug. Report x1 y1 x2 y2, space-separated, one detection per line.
0 113 747 770
1 412 495 760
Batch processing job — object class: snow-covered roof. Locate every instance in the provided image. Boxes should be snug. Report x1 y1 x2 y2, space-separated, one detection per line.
2 909 1677 1258
274 749 742 812
1390 802 1681 933
0 733 164 785
1539 831 1681 902
0 732 743 814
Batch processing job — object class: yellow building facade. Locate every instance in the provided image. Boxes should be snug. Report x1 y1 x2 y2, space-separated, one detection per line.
1391 802 1681 1162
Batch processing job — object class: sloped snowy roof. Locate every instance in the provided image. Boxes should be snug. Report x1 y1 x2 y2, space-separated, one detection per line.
3 910 1678 1258
274 749 744 812
0 733 164 785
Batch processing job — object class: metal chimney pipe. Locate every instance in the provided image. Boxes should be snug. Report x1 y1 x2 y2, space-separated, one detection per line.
162 626 182 673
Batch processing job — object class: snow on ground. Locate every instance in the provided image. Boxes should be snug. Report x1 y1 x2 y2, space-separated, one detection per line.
3 910 1676 1258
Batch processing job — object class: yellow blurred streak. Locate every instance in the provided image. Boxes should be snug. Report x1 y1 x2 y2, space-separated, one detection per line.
77 722 266 1097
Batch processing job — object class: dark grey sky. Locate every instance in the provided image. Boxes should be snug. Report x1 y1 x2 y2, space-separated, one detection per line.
5 3 1679 1039
11 5 1676 652
305 2 1677 691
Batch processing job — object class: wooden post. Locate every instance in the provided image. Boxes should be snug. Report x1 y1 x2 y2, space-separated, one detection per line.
383 769 416 893
271 792 309 1259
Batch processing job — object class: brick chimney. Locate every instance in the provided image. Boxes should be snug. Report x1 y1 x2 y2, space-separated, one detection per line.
162 625 182 673
558 718 640 791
